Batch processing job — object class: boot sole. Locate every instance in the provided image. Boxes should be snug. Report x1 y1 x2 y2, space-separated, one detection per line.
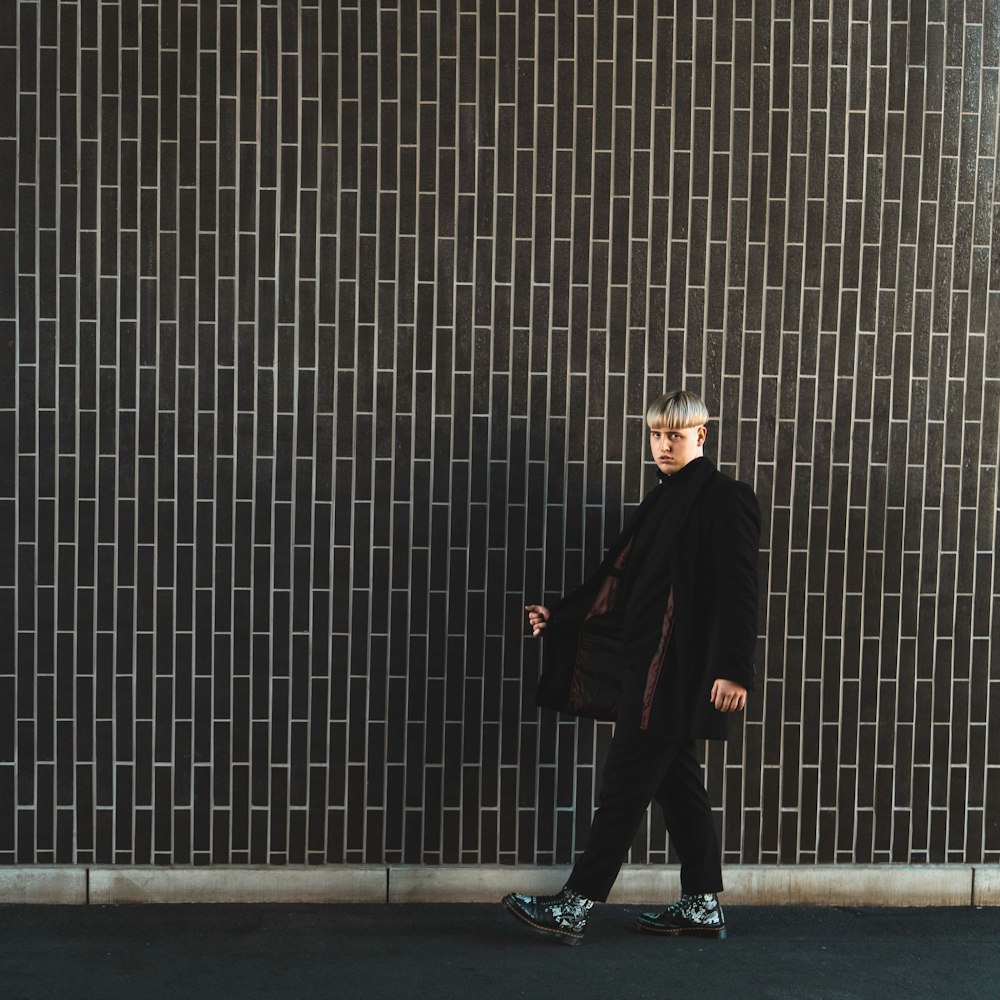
635 921 727 939
502 897 584 946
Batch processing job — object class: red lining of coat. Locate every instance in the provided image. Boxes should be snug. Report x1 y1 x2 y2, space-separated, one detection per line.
567 542 632 713
640 589 675 730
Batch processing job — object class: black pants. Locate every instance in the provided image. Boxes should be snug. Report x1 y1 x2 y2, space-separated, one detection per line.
564 726 723 902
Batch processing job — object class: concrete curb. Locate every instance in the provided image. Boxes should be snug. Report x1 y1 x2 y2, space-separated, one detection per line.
972 866 1000 906
0 866 89 904
89 866 387 904
715 864 973 907
0 865 995 906
389 864 977 906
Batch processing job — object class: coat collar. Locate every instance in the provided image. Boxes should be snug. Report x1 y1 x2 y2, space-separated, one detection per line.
655 454 712 486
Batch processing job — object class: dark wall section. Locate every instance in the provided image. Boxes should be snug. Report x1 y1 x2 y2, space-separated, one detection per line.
2 2 999 867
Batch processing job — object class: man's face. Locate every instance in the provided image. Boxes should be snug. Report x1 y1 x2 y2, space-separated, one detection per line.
649 424 707 475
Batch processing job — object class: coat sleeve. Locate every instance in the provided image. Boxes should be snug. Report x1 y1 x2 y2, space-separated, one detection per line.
708 480 761 689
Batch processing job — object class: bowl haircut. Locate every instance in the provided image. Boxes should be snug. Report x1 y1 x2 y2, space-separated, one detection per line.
645 389 710 430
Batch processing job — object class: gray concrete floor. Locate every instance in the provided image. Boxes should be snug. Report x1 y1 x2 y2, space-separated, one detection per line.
1 903 997 1000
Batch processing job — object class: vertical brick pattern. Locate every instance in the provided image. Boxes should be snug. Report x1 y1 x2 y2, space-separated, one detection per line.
2 2 999 867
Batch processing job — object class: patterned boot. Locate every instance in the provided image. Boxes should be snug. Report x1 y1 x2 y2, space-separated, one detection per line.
635 892 726 938
502 886 595 945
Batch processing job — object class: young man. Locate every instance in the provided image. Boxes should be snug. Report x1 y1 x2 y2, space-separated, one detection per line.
503 389 761 945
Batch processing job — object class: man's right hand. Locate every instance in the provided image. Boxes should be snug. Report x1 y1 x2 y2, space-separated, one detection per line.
524 604 550 637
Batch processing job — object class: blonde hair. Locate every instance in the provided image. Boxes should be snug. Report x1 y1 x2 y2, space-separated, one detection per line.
645 389 709 430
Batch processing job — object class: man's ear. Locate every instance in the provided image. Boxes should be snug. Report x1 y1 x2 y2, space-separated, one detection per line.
698 425 707 447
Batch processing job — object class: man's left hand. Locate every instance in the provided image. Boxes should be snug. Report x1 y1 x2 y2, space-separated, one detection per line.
710 678 747 713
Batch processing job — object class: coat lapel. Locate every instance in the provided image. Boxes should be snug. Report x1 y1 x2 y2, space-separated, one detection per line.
536 457 717 721
636 457 716 572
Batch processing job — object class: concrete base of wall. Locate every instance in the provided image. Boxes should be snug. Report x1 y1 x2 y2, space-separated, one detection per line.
388 864 982 906
0 866 89 904
1 865 997 906
89 866 388 904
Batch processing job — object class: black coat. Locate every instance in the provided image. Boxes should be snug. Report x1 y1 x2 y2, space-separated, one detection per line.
535 457 761 741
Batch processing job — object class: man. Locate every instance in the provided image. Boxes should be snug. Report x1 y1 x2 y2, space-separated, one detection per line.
503 389 760 945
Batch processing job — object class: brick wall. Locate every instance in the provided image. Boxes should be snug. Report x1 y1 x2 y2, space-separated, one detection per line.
1 1 999 867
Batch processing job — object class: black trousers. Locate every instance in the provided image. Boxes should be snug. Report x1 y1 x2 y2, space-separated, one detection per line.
564 726 723 902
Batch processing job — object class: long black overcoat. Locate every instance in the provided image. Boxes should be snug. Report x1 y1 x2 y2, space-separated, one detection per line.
535 457 761 741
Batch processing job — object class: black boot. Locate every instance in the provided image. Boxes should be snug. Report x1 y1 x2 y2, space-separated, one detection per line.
635 892 726 938
502 886 595 945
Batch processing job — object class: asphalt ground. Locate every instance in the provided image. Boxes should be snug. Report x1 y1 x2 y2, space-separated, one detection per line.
1 903 998 1000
